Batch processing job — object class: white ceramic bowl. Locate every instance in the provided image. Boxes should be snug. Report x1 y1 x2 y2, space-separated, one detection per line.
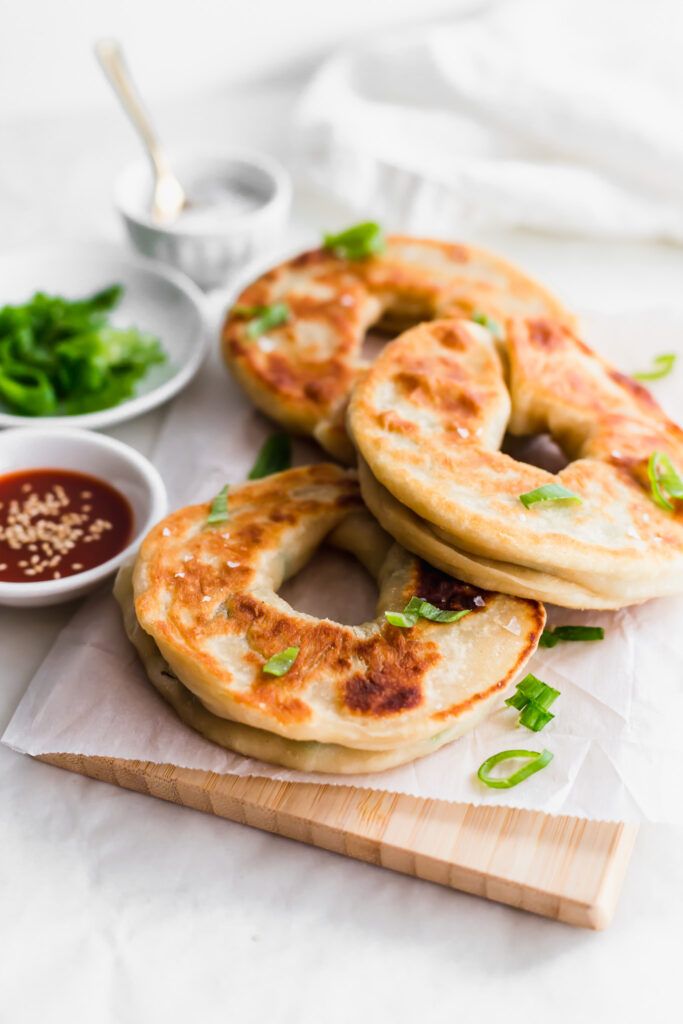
0 243 207 431
0 427 167 607
116 149 292 289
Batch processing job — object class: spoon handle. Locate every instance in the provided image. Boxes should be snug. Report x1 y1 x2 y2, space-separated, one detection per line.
94 39 169 176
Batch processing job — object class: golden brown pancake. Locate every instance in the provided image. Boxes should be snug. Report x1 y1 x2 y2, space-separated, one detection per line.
128 464 544 755
348 318 683 608
222 236 573 461
115 565 521 774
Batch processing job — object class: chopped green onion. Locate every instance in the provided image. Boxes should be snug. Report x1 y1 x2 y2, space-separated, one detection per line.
385 610 419 628
504 673 560 733
248 433 292 479
263 646 300 676
647 450 683 512
633 353 677 381
385 595 472 628
477 748 553 789
505 673 560 710
323 221 385 261
471 309 504 340
233 302 289 339
403 596 472 623
519 483 582 509
518 705 555 732
206 484 230 525
540 625 605 647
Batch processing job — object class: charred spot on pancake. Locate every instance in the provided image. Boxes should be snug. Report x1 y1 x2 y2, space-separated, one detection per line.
415 561 490 612
527 318 567 350
431 322 470 349
607 367 659 409
303 375 340 403
290 248 329 270
341 628 437 716
447 243 470 262
344 673 422 715
377 409 419 435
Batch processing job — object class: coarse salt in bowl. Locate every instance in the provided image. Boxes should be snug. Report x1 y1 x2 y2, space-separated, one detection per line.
115 149 292 289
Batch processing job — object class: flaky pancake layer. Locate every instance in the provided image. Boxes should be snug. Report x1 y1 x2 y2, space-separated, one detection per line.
130 464 544 751
222 236 572 461
349 319 683 607
115 566 497 774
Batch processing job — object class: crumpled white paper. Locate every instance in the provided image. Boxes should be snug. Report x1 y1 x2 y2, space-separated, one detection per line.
4 307 683 823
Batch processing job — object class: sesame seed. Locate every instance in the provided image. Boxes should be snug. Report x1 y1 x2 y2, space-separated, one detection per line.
162 527 171 536
0 477 116 581
174 572 186 579
227 560 240 568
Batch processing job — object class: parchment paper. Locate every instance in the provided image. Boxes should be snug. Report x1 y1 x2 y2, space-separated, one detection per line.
4 305 683 823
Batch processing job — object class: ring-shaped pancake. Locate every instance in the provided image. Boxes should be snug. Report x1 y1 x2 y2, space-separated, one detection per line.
115 566 510 774
130 464 544 753
349 318 683 608
358 459 630 610
222 236 573 461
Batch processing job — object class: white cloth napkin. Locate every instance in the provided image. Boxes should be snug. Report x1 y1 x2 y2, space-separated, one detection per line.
295 0 683 240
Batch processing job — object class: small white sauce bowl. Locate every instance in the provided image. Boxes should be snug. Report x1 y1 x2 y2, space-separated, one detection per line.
115 149 292 289
0 427 167 608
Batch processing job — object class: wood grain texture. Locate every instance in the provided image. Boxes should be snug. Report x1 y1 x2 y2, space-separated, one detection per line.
37 753 637 930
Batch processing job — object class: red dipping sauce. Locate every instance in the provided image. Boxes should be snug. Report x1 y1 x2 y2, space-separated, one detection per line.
0 469 133 583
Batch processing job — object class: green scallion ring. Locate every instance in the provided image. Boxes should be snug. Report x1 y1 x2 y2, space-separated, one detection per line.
477 748 553 789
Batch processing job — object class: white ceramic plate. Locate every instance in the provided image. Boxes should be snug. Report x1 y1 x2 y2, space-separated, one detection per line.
0 243 207 429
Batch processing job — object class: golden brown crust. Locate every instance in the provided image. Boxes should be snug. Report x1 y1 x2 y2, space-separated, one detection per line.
350 318 683 606
132 464 544 749
221 237 573 457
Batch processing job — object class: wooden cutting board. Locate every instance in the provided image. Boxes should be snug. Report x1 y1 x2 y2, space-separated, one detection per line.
37 752 637 929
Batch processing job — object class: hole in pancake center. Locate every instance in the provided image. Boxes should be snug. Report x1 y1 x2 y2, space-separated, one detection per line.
361 303 436 363
278 545 378 626
361 329 390 363
501 433 570 474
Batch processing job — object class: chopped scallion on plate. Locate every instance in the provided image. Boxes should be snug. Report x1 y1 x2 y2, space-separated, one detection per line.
0 285 166 417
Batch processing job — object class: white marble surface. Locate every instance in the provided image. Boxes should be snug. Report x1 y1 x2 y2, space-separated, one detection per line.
1 82 682 1023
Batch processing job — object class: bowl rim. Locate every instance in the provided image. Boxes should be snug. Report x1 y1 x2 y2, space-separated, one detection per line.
0 242 208 431
115 146 292 239
0 426 167 599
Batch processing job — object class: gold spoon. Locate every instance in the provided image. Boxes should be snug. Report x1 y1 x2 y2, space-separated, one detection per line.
95 38 186 225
